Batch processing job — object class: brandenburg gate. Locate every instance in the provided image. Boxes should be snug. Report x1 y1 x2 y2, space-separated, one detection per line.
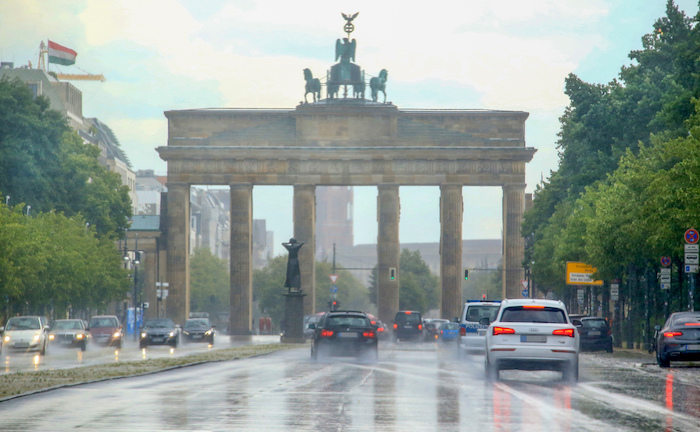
156 15 536 333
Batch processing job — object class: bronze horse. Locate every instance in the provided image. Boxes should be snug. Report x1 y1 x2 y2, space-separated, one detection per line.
369 69 388 103
303 68 321 103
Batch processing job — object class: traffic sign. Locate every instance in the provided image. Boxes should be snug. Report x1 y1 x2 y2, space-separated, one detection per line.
685 228 699 244
330 284 338 293
661 283 671 290
685 265 699 274
686 254 699 265
660 274 671 284
610 284 619 301
521 289 529 298
577 288 584 303
687 244 700 253
661 256 672 267
521 280 528 289
329 275 339 284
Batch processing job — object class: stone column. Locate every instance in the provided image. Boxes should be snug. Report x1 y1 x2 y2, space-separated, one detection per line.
293 184 316 316
440 184 463 320
502 184 526 299
230 183 253 335
377 184 400 325
165 182 190 324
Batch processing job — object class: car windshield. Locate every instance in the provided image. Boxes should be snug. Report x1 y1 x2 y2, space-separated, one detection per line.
673 313 700 326
395 313 421 325
185 319 210 329
581 319 607 328
53 321 83 330
326 316 369 328
466 305 500 322
6 317 40 330
500 306 567 323
144 319 175 329
89 317 118 328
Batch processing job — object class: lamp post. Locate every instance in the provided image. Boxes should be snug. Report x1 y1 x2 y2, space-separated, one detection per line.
133 233 140 341
26 205 31 217
4 196 9 206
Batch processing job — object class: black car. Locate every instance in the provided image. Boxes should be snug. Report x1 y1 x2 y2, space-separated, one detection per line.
393 311 423 342
310 311 378 362
424 319 448 342
577 317 613 353
182 318 215 345
654 311 700 368
139 318 179 349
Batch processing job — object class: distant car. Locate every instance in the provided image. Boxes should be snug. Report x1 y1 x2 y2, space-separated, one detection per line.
484 299 579 382
393 311 423 342
310 311 378 362
424 319 449 342
140 318 179 349
576 317 613 353
49 319 91 351
88 315 123 349
373 320 390 340
458 300 502 354
655 311 700 368
1 316 50 355
182 318 215 345
439 322 460 343
303 314 323 339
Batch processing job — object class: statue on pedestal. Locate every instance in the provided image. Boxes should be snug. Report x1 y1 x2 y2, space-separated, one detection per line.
282 238 304 292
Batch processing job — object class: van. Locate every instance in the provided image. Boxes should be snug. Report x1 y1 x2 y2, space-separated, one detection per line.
393 311 423 342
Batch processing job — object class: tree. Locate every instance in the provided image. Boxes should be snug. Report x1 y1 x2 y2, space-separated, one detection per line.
190 248 230 318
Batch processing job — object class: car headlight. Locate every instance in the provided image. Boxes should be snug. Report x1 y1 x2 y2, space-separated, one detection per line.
49 334 55 340
205 330 212 335
76 334 84 339
141 332 147 338
34 334 41 341
3 335 9 343
113 332 121 338
169 331 175 337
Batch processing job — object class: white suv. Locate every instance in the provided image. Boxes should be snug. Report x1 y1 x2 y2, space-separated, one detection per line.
458 300 501 354
484 299 579 382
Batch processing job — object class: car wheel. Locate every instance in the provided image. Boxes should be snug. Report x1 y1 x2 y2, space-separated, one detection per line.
367 347 379 364
40 340 47 356
563 359 579 383
606 343 613 353
210 335 215 346
116 340 122 350
140 342 148 349
485 354 498 381
80 341 87 352
657 349 670 368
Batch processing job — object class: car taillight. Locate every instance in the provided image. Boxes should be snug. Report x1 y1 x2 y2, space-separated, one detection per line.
552 328 575 337
363 330 376 338
371 321 376 325
523 305 545 309
377 327 384 332
320 329 334 337
459 327 466 336
493 327 515 336
418 324 422 330
664 331 683 338
684 323 700 326
393 323 398 329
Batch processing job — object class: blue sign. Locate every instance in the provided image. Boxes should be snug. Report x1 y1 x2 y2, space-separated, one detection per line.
521 289 529 298
126 307 135 336
330 284 338 293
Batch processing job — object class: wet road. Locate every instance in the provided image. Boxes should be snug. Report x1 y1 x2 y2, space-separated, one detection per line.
1 342 699 431
0 335 280 374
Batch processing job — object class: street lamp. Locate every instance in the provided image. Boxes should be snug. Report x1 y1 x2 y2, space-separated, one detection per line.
26 205 31 217
4 196 9 206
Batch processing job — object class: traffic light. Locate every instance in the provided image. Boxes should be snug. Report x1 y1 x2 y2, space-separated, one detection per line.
330 300 339 311
464 269 469 280
390 268 396 280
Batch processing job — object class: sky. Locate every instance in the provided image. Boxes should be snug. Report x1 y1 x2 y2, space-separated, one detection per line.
2 1 699 255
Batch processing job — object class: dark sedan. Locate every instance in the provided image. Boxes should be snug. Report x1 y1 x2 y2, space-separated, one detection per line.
182 318 215 345
577 317 613 353
655 311 700 367
140 318 179 349
310 311 378 362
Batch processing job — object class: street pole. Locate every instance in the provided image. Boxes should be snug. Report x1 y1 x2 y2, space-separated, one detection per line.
691 272 696 311
133 233 139 341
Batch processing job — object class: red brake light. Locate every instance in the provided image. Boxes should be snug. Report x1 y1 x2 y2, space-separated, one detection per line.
664 331 683 338
493 327 515 336
377 327 384 332
393 323 398 329
370 321 376 325
405 311 412 315
684 323 700 326
363 330 376 338
552 328 575 337
522 305 545 309
418 324 422 330
320 329 334 337
459 327 466 336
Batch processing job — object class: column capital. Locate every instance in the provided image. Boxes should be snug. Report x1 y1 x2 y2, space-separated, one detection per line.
229 183 253 191
294 184 316 191
377 183 399 190
440 183 463 190
502 183 527 191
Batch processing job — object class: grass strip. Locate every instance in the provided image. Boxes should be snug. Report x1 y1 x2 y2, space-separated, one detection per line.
0 343 297 401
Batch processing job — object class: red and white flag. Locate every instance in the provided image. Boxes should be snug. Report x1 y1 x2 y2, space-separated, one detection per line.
48 40 77 66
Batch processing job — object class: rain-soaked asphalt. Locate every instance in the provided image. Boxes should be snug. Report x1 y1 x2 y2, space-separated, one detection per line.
1 340 700 431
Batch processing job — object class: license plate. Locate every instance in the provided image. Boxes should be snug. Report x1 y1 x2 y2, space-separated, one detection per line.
589 331 601 336
521 335 547 343
686 344 700 351
403 326 412 329
60 340 72 344
152 337 164 342
338 332 358 338
193 335 203 339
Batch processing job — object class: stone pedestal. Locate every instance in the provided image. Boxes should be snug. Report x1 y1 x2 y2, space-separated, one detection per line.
281 291 306 344
502 184 526 299
440 184 463 320
377 184 400 325
294 185 316 316
230 184 253 335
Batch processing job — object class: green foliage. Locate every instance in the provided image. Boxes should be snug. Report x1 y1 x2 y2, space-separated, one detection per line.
189 248 230 317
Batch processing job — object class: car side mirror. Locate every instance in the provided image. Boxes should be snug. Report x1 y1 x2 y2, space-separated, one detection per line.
572 319 582 327
44 325 50 331
479 317 490 326
309 323 315 330
654 324 661 331
0 326 4 333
